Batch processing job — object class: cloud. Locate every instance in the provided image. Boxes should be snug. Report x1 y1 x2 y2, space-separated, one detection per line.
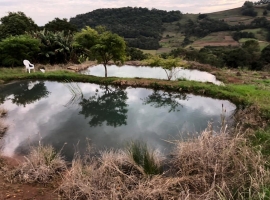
0 0 245 25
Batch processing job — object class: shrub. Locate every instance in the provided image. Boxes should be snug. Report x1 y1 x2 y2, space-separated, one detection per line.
0 35 40 67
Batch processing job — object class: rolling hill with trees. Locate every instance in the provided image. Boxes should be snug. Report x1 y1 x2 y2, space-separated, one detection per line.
69 7 182 50
68 2 270 50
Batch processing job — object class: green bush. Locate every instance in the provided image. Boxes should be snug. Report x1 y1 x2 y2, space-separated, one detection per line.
0 35 40 67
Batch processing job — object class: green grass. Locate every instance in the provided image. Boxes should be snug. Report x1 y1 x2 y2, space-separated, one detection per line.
127 141 161 175
251 127 270 157
140 50 157 55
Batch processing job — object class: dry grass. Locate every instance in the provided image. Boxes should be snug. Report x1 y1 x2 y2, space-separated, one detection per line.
10 144 66 183
58 125 269 199
58 150 139 199
59 150 176 199
170 124 269 199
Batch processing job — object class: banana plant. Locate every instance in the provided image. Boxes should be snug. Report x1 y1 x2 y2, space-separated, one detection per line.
30 30 75 64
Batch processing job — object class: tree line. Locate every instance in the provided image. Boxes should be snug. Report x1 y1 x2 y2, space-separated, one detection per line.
1 10 270 71
0 12 127 78
161 40 270 70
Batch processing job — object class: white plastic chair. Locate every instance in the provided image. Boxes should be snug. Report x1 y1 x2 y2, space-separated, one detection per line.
23 60 35 73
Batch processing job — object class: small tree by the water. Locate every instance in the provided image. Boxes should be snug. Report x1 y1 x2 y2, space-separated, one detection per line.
74 26 126 77
143 56 186 80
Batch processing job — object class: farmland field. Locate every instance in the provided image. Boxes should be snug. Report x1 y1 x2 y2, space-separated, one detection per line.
190 32 239 49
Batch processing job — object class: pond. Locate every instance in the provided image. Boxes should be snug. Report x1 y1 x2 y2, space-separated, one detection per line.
80 64 223 85
0 80 235 160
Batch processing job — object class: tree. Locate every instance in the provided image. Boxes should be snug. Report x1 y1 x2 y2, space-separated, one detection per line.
241 1 258 17
232 31 255 41
242 39 260 55
126 47 147 60
74 26 126 77
79 85 128 127
198 14 208 20
144 56 185 80
261 45 270 63
44 18 77 34
0 35 40 67
73 26 99 59
92 31 126 77
0 12 38 40
263 10 268 16
224 48 250 68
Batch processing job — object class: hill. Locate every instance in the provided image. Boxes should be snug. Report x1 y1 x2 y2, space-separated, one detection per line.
69 4 270 53
159 4 270 53
70 7 182 50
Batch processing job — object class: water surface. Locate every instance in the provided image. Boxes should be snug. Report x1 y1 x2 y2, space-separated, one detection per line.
81 64 223 85
0 80 235 160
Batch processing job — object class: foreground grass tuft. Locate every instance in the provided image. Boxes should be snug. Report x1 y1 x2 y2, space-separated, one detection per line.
127 141 162 175
11 144 66 183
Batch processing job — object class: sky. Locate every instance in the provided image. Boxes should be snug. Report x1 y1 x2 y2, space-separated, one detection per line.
0 0 246 26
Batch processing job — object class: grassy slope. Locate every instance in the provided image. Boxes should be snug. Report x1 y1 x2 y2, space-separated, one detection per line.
159 6 270 52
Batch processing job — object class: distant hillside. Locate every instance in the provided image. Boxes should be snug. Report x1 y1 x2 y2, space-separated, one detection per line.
159 4 270 54
70 7 182 50
69 4 270 52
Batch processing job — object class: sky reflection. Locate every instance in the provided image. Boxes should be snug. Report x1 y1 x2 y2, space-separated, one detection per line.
81 65 223 85
0 81 235 159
